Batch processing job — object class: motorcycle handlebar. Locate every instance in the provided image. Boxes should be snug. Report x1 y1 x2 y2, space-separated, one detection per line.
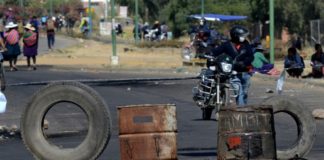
203 55 215 59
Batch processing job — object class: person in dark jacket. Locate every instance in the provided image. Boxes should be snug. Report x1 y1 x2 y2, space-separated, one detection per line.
310 44 324 78
211 25 254 106
284 47 304 78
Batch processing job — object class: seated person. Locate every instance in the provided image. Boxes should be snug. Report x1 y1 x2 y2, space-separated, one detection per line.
252 45 274 74
284 47 305 78
310 44 324 78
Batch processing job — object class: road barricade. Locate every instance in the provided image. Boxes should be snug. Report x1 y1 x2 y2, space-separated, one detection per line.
217 105 277 160
118 104 177 160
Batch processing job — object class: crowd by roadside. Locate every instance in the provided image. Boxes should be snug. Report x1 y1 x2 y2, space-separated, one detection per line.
0 8 62 72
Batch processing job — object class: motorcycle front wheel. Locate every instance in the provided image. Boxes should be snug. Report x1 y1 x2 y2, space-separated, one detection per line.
202 108 213 120
215 87 230 121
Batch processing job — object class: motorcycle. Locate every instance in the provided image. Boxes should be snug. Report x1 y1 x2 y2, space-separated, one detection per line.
182 31 227 61
144 29 160 41
193 31 214 59
192 54 238 120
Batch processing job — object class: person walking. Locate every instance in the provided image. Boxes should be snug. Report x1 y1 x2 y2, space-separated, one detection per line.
79 18 89 37
23 23 38 70
4 22 21 71
30 16 39 42
46 17 55 50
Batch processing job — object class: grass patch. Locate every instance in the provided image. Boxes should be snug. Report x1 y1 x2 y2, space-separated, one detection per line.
135 40 184 48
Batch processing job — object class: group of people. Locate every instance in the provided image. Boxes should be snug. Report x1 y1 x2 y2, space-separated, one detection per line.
0 21 37 71
251 38 324 79
133 21 169 41
283 43 324 79
0 15 57 71
208 24 324 107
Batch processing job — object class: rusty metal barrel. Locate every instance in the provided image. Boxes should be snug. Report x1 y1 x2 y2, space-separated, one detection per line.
118 104 177 160
217 105 276 160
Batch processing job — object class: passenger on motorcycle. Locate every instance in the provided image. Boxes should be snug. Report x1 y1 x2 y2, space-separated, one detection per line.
141 22 150 37
310 44 324 78
152 21 161 40
211 25 254 106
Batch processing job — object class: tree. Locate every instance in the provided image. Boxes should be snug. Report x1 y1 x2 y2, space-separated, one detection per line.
117 0 166 22
249 0 322 38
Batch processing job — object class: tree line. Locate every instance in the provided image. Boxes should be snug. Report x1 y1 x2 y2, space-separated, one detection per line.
117 0 324 38
0 0 83 22
1 0 323 39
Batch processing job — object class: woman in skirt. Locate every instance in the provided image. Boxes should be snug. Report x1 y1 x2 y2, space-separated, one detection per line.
4 22 21 71
23 23 38 70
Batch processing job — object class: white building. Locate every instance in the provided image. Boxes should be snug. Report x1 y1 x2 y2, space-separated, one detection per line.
80 0 128 18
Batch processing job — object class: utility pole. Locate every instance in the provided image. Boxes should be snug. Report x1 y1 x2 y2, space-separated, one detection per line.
88 0 92 37
50 0 53 17
105 0 109 20
111 0 118 65
135 0 139 44
201 0 204 17
20 0 24 17
269 0 275 64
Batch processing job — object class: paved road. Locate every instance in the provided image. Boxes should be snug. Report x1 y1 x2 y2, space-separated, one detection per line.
0 68 324 160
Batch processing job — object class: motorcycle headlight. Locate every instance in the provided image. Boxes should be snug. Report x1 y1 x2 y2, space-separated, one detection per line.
209 66 216 71
221 62 232 73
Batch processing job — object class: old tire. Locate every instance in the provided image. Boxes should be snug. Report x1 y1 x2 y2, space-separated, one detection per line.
21 81 111 160
262 95 316 159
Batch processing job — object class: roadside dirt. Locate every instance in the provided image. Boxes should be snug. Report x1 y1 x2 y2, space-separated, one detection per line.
36 39 183 71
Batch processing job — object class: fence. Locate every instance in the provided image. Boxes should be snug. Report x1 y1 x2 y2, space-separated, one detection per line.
310 19 324 46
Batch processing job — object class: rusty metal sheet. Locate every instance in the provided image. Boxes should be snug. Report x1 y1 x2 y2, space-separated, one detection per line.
217 105 276 160
118 104 177 134
119 132 177 160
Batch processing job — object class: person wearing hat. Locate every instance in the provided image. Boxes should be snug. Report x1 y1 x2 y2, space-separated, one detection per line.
252 44 274 74
4 22 20 71
23 23 38 70
151 20 161 40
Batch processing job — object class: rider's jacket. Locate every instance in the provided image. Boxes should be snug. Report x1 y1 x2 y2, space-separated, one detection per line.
211 40 254 72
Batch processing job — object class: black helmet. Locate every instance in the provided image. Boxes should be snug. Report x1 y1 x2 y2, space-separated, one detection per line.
230 25 249 43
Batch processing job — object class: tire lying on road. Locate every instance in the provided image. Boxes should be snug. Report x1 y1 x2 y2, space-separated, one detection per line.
21 81 111 160
262 95 316 160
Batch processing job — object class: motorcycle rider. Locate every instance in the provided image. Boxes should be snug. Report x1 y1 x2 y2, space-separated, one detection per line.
198 18 209 32
195 18 213 58
141 22 150 40
210 25 254 106
152 21 161 40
